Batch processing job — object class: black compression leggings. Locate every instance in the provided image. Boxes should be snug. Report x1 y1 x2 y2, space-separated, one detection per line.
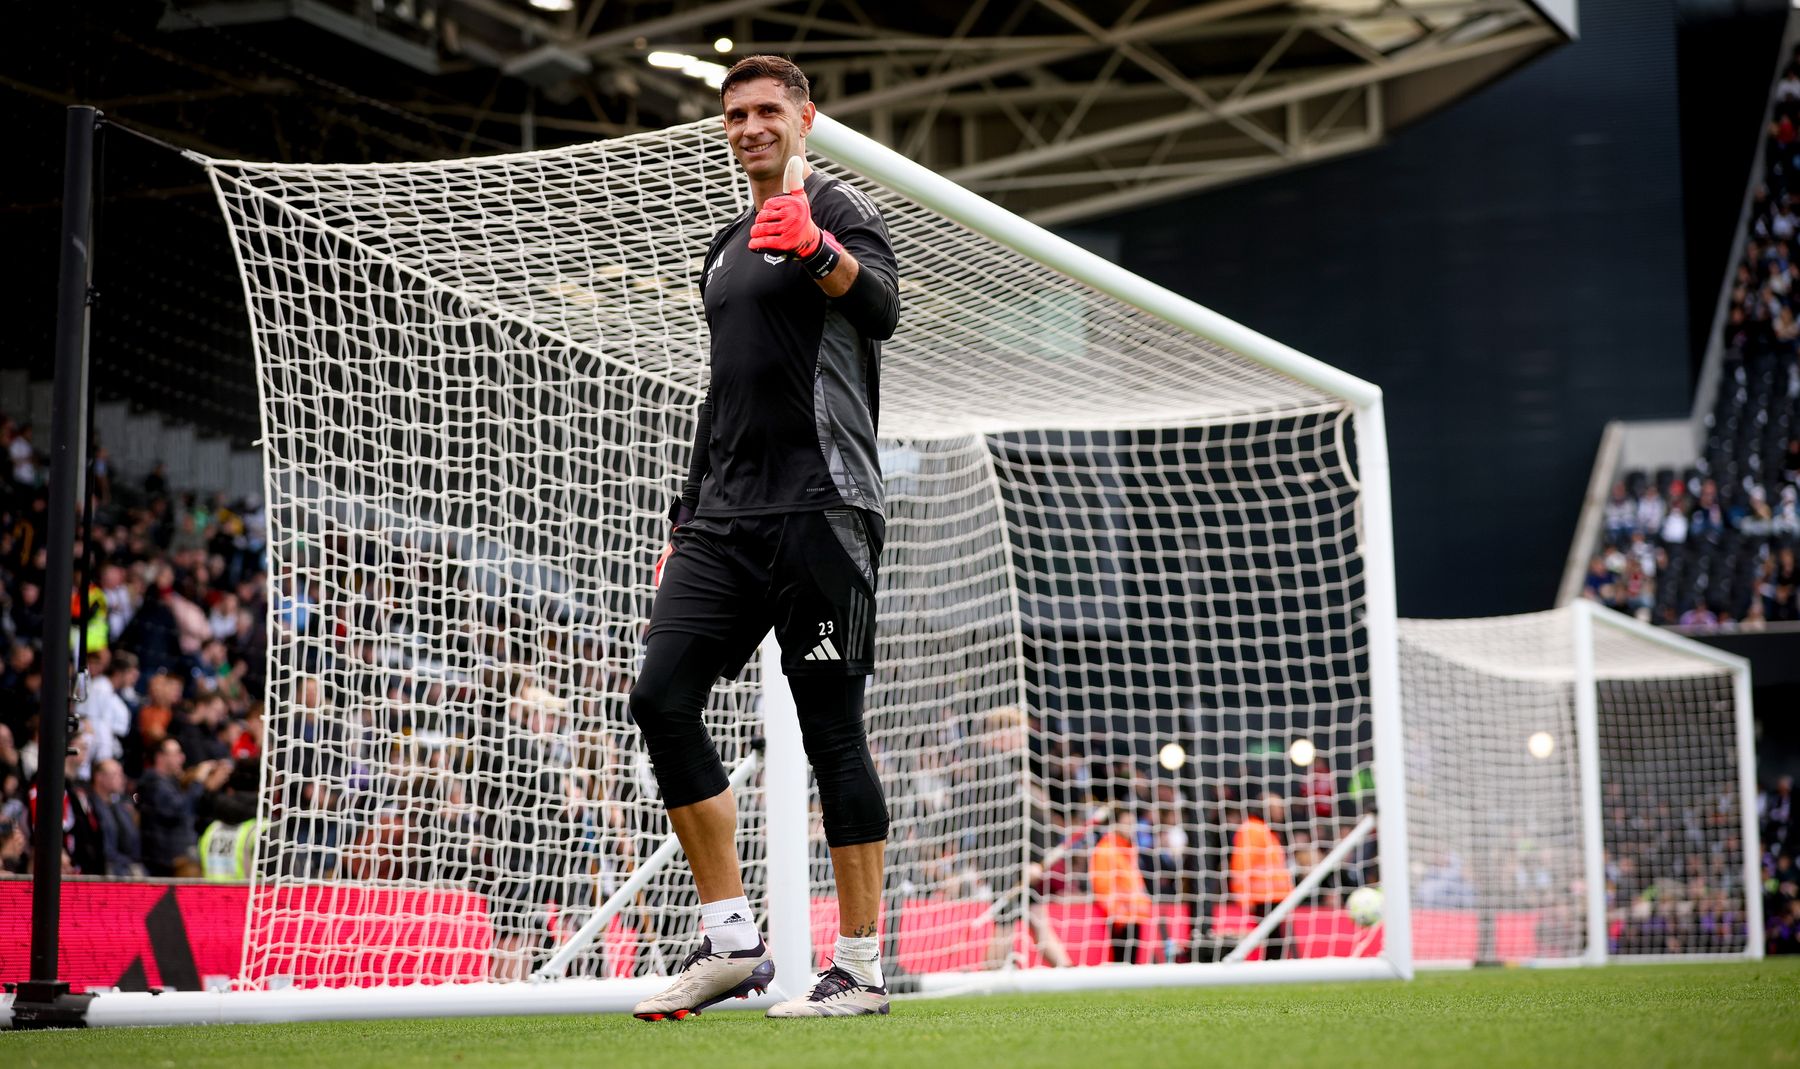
628 631 889 846
628 632 730 810
789 671 889 846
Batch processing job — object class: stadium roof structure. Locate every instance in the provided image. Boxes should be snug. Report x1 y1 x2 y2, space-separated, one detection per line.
162 0 1576 224
0 2 1572 447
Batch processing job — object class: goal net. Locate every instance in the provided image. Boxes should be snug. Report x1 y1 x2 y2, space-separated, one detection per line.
175 111 1406 1016
1398 603 1760 966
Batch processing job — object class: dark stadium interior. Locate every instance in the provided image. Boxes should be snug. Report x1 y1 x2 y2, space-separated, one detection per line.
1110 0 1784 619
2 0 1781 617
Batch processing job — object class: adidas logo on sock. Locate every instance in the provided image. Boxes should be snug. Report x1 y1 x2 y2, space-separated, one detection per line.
805 636 842 661
722 913 748 924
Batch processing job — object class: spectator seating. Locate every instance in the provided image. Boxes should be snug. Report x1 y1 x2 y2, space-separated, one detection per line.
1582 45 1800 630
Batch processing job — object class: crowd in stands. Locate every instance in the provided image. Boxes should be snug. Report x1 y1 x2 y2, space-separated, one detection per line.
1585 466 1800 629
1604 778 1754 956
1 397 1791 970
1575 46 1800 956
1583 46 1800 629
0 412 268 881
1764 775 1799 954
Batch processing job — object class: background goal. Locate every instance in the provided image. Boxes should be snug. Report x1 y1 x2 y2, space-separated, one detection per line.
1399 602 1761 966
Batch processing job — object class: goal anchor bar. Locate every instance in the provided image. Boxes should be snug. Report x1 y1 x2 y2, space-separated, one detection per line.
533 750 762 982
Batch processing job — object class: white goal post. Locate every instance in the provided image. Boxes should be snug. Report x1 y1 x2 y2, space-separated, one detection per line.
1399 602 1761 968
16 112 1413 1025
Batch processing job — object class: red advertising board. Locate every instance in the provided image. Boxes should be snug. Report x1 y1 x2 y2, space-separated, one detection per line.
8 878 1536 994
0 879 492 992
0 879 249 992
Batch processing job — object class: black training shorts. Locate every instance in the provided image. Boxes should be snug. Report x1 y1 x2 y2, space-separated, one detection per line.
648 507 883 678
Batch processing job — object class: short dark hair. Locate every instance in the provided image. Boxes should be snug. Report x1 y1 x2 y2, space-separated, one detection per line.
719 55 810 107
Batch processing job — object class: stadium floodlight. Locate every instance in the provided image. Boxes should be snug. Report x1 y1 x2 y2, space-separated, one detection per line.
1399 603 1761 968
19 111 1412 1025
646 51 727 88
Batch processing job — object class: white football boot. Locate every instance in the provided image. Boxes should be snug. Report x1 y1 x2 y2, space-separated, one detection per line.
764 964 890 1018
633 938 776 1022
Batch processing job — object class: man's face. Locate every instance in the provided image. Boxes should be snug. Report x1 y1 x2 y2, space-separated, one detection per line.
157 740 184 774
721 78 814 184
151 674 181 704
96 761 123 794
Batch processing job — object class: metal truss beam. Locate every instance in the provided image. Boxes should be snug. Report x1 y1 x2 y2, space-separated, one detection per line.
1028 124 1382 226
572 0 794 57
826 0 1293 118
161 0 445 73
945 22 1553 184
150 0 1566 224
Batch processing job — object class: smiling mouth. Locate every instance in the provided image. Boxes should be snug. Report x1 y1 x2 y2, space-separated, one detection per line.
740 140 775 156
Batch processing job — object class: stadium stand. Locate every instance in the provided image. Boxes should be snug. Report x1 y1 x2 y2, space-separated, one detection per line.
1581 43 1800 631
1571 41 1799 958
0 405 268 883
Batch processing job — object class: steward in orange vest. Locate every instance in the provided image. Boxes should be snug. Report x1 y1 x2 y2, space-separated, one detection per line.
1230 813 1294 905
1229 802 1296 960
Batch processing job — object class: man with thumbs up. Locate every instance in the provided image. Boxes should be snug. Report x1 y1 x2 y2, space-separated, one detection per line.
629 55 901 1021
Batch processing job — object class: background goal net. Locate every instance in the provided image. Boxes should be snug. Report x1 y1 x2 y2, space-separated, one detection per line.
1398 603 1760 966
194 111 1406 1006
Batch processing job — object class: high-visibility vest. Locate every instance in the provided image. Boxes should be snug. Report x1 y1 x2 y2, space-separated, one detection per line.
199 819 258 882
1230 816 1294 904
71 586 107 653
1090 831 1155 924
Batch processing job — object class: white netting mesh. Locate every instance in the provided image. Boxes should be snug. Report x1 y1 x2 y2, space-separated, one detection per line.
1598 672 1750 956
875 417 1376 975
203 116 1381 989
1399 607 1753 964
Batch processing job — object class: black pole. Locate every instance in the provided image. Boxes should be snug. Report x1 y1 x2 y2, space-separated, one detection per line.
9 105 100 1030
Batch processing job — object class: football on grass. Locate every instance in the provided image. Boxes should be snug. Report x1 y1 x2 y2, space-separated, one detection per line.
1346 886 1384 927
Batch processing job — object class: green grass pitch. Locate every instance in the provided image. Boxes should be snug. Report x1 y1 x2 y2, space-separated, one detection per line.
5 960 1797 1068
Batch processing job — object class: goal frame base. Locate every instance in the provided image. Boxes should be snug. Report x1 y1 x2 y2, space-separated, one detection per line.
2 977 764 1028
915 957 1404 998
3 960 1412 1028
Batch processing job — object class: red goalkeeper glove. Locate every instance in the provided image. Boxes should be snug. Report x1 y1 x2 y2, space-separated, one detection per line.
748 156 843 279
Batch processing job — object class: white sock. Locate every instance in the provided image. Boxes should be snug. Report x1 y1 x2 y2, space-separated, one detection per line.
700 896 759 952
833 935 883 987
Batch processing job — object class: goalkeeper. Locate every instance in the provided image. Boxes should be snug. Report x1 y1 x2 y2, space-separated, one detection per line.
629 55 900 1021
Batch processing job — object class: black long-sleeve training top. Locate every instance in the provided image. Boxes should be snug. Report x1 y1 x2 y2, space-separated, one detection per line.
682 171 900 519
